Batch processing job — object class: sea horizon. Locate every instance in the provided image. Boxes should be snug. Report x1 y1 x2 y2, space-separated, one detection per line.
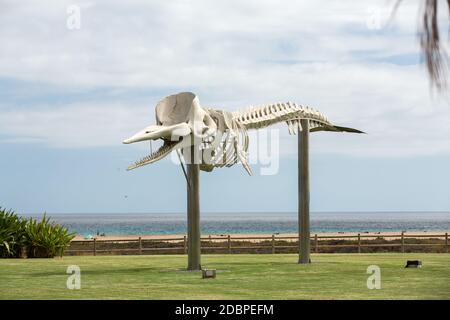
21 211 450 237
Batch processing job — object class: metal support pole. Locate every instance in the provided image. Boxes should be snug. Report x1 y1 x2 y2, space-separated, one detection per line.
187 142 201 271
138 237 142 255
357 233 361 253
272 234 276 254
315 234 318 253
298 119 311 264
401 231 405 253
445 233 448 253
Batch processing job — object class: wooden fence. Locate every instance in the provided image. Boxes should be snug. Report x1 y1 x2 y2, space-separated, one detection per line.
64 232 450 256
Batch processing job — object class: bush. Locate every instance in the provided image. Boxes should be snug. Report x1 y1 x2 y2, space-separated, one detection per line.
0 208 75 258
0 208 27 257
25 214 75 258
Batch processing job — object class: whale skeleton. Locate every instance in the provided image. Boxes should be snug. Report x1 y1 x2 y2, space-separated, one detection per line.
123 91 363 269
123 92 363 175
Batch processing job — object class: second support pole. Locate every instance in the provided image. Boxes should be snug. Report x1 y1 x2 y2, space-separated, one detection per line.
187 144 201 271
298 119 311 264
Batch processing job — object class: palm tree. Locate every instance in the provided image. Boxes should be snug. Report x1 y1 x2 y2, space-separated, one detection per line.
414 0 449 90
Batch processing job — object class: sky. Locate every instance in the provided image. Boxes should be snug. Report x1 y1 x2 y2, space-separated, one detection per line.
0 0 449 214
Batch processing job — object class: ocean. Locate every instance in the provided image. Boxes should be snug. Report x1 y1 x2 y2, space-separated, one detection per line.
23 211 450 237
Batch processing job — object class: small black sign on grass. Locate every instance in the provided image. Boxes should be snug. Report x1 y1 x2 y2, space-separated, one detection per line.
405 260 422 268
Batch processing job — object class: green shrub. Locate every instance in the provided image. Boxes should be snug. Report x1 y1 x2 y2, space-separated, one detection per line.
25 214 75 258
0 208 27 257
0 208 75 258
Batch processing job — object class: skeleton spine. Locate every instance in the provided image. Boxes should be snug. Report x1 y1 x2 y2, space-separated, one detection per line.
232 102 330 132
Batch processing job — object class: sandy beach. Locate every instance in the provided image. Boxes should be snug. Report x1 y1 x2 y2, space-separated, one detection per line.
73 230 450 241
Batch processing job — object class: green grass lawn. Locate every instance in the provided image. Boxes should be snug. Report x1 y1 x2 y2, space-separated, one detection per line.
0 253 449 299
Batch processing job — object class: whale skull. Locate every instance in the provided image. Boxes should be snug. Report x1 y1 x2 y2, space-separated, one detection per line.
123 92 250 173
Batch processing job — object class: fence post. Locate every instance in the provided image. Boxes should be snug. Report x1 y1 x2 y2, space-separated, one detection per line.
357 233 361 254
446 233 449 253
183 235 187 254
93 238 96 256
138 237 142 255
315 234 318 253
227 235 231 254
271 234 275 254
401 231 405 253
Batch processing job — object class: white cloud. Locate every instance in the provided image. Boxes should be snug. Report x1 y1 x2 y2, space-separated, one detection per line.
0 0 449 156
0 0 424 87
0 102 151 147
